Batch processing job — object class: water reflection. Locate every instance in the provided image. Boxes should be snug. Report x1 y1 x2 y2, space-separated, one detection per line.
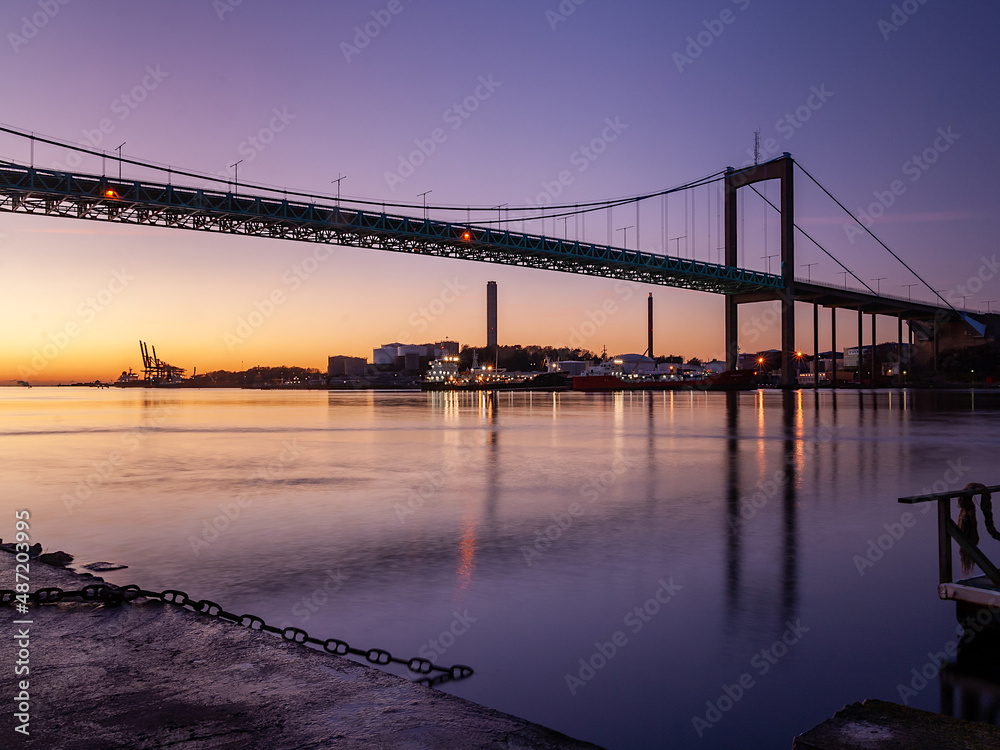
11 387 1000 748
724 391 801 637
941 624 1000 724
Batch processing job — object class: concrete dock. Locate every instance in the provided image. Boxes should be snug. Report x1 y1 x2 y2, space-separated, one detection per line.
0 553 602 749
793 699 1000 749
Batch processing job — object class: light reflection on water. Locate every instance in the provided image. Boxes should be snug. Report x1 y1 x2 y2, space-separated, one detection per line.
3 387 1000 749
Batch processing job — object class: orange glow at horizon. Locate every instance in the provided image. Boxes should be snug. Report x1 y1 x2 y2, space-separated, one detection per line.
0 213 804 384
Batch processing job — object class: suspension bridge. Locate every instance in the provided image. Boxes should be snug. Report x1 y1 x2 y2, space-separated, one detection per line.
0 126 989 386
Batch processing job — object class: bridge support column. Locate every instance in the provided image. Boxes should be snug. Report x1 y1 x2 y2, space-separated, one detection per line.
933 319 939 372
909 324 914 383
723 154 794 380
871 313 877 386
813 302 819 390
778 157 795 388
857 308 863 385
897 314 903 387
725 297 738 371
724 168 739 371
830 308 837 388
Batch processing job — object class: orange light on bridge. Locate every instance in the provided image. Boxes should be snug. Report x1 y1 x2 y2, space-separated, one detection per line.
104 189 119 199
462 231 471 241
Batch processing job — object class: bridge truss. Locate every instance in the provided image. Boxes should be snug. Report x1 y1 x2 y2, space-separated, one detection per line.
0 162 781 295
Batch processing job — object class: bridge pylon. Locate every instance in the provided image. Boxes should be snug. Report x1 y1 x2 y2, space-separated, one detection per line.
724 153 795 386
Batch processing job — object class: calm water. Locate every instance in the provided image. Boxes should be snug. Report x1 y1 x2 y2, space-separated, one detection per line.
4 387 1000 748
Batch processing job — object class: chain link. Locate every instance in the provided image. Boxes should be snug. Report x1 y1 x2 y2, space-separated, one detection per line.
2 584 473 686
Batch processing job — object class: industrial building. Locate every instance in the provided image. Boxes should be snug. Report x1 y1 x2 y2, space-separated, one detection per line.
327 355 366 378
372 341 460 372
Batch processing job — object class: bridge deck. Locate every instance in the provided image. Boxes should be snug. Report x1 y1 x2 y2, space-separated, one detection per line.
0 162 780 295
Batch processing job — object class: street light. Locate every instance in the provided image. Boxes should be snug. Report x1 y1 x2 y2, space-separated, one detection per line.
617 225 634 249
418 190 432 220
902 284 917 301
800 262 817 282
762 253 778 274
871 277 886 295
984 300 996 314
115 141 125 181
331 174 347 205
670 235 686 257
230 159 243 195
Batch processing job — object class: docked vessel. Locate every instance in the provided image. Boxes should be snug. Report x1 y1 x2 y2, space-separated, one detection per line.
572 363 757 392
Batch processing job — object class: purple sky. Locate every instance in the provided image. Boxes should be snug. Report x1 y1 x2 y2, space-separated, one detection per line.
1 0 997 381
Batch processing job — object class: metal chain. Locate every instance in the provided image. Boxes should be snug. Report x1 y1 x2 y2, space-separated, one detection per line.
0 584 474 686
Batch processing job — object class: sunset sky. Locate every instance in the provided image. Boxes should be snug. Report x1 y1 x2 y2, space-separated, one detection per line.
0 0 997 383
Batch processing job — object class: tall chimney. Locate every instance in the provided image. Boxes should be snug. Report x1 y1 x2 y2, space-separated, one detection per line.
486 281 497 349
648 293 653 359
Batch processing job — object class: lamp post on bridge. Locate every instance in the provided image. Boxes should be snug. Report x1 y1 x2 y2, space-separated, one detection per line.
670 236 686 257
617 225 634 250
231 159 243 196
762 253 778 274
331 174 347 206
493 203 508 227
871 277 886 296
115 142 125 181
984 300 996 314
902 284 917 301
418 190 432 220
801 262 817 282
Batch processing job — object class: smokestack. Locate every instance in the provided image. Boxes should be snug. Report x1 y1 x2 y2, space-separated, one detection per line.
486 281 497 349
648 293 653 359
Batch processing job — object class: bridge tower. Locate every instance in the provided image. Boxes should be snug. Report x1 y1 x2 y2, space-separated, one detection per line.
724 153 795 386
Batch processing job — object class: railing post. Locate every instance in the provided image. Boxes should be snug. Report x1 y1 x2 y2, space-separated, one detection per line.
938 497 952 584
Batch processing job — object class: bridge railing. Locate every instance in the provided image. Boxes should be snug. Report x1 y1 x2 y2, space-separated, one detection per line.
899 484 1000 589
